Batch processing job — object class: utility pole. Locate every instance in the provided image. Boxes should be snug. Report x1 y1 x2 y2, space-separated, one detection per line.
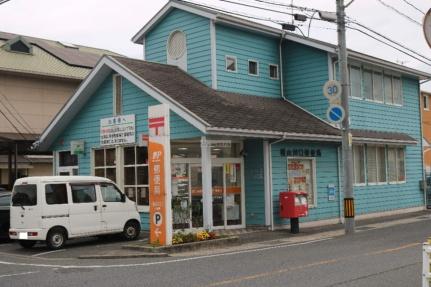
336 0 355 234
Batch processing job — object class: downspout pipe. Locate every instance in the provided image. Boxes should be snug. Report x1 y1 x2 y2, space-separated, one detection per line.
279 32 287 101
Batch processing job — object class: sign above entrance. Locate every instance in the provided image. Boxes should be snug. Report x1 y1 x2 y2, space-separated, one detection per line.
148 104 172 246
100 114 135 146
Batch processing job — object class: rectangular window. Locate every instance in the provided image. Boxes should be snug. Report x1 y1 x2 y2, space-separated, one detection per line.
59 151 77 167
372 72 384 102
225 56 237 72
269 64 279 80
123 146 149 207
100 183 123 202
71 184 96 203
45 184 68 205
350 66 362 99
353 145 365 184
377 146 387 183
384 75 393 104
424 95 430 110
363 70 373 100
113 74 122 116
287 158 316 207
248 60 258 76
12 185 37 206
387 147 405 183
366 146 377 183
94 148 117 182
392 77 402 105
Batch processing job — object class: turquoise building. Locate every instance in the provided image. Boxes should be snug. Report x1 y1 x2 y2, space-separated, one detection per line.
35 0 431 231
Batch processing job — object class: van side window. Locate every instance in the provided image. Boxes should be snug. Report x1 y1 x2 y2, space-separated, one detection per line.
100 184 122 202
45 184 68 205
71 184 96 203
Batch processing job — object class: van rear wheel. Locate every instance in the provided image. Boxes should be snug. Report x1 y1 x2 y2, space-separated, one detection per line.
19 240 36 249
123 221 140 241
46 228 66 250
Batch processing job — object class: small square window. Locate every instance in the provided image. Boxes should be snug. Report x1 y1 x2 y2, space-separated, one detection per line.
248 60 258 76
269 64 279 79
225 56 237 72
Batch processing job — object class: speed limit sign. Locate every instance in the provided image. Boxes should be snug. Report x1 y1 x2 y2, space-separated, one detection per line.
323 80 342 102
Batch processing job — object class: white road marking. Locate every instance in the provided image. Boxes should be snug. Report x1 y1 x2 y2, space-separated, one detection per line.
32 249 66 257
0 271 39 279
0 238 332 269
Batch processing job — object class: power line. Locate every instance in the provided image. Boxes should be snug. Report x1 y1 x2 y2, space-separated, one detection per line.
375 0 422 26
347 25 431 68
400 0 425 16
217 0 296 17
0 0 11 5
0 91 34 134
249 0 319 13
347 19 431 64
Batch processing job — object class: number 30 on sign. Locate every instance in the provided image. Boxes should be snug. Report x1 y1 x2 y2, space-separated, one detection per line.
323 80 342 102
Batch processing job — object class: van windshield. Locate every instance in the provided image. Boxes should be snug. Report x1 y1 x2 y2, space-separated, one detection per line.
12 185 37 206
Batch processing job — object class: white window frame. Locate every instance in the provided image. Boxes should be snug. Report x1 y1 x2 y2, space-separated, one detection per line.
387 146 406 184
349 65 363 100
122 145 149 212
56 150 79 176
269 64 279 80
225 55 237 73
424 94 430 111
286 157 317 208
92 147 117 182
372 71 384 103
248 59 259 76
366 145 387 185
113 74 122 116
391 76 403 106
353 145 366 186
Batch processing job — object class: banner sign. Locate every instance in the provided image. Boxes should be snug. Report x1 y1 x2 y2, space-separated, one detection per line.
100 114 135 146
148 104 172 246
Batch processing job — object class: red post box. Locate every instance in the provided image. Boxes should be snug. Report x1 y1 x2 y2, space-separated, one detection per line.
279 191 308 218
279 191 308 234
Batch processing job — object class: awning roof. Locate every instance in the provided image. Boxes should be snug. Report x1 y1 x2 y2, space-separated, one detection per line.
35 55 418 150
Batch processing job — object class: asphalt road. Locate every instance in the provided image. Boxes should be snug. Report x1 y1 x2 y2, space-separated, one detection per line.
0 216 430 287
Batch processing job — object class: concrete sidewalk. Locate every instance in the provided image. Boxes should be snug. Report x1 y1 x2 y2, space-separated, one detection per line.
80 209 431 259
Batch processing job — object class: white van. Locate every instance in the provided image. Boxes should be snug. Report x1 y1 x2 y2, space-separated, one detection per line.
9 176 141 250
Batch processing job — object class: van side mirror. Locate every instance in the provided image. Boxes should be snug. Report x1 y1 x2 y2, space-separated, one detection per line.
121 193 126 203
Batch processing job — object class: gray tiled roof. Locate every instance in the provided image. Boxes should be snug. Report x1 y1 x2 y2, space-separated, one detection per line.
113 56 340 137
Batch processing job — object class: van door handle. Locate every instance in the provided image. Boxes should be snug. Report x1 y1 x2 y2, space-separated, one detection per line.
102 204 107 208
94 205 98 211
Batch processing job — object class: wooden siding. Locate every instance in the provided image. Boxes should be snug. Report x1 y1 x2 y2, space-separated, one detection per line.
350 77 424 214
244 139 265 226
283 41 330 119
145 8 212 87
51 75 202 230
271 142 341 225
216 24 281 98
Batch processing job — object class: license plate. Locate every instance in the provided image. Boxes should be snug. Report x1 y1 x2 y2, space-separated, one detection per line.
18 232 28 240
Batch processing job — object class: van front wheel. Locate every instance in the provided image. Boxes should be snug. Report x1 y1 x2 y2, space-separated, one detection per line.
46 228 67 250
122 221 140 241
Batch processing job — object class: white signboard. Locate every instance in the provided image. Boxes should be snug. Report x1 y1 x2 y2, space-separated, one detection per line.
424 9 431 48
70 140 84 155
100 114 135 146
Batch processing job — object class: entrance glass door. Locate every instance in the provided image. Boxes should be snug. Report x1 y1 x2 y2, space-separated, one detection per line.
212 166 224 227
225 163 242 226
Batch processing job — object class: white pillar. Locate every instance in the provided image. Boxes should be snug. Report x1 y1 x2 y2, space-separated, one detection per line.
201 136 213 230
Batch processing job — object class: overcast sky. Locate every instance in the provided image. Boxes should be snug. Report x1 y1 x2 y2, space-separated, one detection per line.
0 0 430 90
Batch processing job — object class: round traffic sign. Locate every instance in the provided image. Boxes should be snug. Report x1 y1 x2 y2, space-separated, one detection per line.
323 80 342 101
326 105 345 124
424 9 431 48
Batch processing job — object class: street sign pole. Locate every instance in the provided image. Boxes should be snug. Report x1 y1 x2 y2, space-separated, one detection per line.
336 0 355 234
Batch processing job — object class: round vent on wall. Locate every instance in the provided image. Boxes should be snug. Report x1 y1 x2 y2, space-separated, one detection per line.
167 31 186 60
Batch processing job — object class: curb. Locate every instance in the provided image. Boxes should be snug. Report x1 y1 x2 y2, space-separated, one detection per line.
78 252 169 259
123 236 239 254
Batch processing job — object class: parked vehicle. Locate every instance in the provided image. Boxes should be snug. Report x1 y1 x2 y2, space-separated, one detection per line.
9 176 141 250
0 192 11 240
